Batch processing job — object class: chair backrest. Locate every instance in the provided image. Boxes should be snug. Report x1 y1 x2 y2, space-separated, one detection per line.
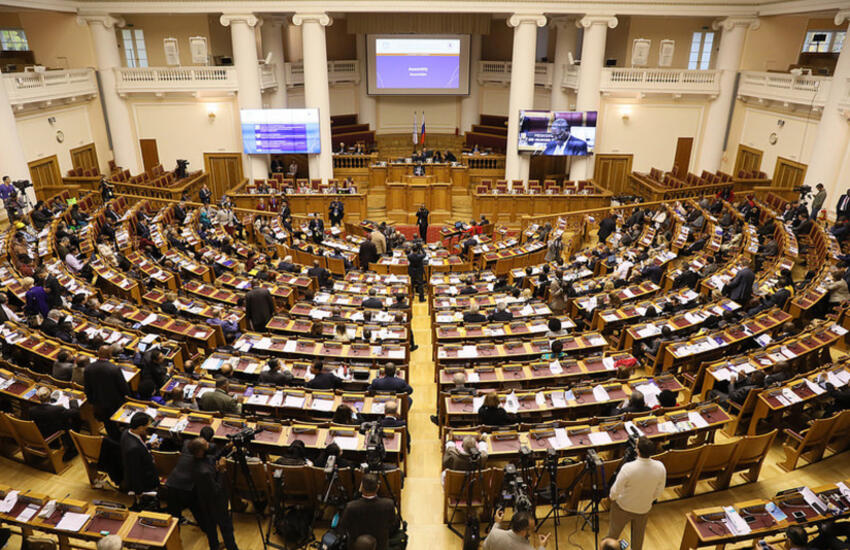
802 414 839 445
699 441 739 473
656 445 705 480
327 255 346 276
5 414 49 450
735 429 777 465
267 463 315 499
444 468 487 504
69 430 102 463
226 458 271 497
151 450 180 477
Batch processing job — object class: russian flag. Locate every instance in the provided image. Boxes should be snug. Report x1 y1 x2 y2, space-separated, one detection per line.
420 112 426 145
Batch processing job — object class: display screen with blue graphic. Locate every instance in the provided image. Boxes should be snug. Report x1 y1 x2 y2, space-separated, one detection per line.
367 34 471 96
241 109 321 154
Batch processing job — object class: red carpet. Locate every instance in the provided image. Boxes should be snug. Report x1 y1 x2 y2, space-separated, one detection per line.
393 224 448 243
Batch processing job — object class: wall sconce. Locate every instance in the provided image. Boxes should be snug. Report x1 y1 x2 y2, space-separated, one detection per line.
620 107 632 121
206 104 217 122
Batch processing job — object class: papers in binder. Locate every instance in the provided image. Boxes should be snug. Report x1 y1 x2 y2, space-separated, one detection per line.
781 388 802 404
466 371 480 383
254 338 272 350
592 385 610 402
687 411 710 429
549 361 563 374
637 325 661 339
283 340 298 353
548 428 571 450
459 345 478 358
589 335 606 347
805 379 826 395
140 314 158 326
56 512 90 532
472 396 484 413
0 491 18 513
247 393 269 406
504 392 519 414
711 367 731 382
831 324 848 336
602 357 615 371
657 421 677 433
827 371 845 387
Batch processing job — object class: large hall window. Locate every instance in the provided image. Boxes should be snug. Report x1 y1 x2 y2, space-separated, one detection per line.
122 28 148 68
0 29 29 51
688 31 714 70
802 31 846 53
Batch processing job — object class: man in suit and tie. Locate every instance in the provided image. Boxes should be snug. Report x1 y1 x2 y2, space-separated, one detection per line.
120 412 160 495
838 188 850 219
29 386 80 461
84 345 129 440
723 257 756 304
245 280 276 331
368 364 413 396
359 233 379 271
542 117 588 156
307 214 325 244
361 289 384 309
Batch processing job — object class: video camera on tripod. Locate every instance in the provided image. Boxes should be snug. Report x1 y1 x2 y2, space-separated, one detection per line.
358 421 387 471
793 184 812 201
502 463 533 513
226 426 263 447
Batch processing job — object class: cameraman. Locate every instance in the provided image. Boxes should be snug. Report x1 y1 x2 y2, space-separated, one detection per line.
339 473 397 550
189 437 239 550
483 509 549 550
606 437 666 550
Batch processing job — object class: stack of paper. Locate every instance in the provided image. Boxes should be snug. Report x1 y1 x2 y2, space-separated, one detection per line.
548 428 571 450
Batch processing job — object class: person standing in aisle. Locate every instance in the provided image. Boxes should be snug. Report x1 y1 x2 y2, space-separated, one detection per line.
416 204 429 242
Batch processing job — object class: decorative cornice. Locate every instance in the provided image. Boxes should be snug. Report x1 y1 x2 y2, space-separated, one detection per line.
76 13 125 29
260 16 288 28
507 14 547 28
291 13 333 27
548 16 578 30
577 15 618 29
219 14 259 28
835 10 850 26
712 16 760 32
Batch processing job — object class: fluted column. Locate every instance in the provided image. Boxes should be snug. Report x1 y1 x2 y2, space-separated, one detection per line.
505 13 547 183
260 17 288 109
696 16 759 173
78 14 140 173
804 10 850 215
0 77 30 184
460 34 482 134
221 13 268 179
550 17 578 112
292 13 333 182
355 33 377 129
570 14 618 181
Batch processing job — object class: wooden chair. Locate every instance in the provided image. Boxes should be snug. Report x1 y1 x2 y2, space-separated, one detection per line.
779 413 838 471
0 412 20 458
713 429 777 490
444 468 501 525
4 413 69 474
69 430 104 487
682 440 739 497
24 538 57 550
534 460 584 511
152 450 180 481
654 445 704 498
722 388 761 436
267 464 316 506
225 457 271 511
826 408 850 455
326 255 346 276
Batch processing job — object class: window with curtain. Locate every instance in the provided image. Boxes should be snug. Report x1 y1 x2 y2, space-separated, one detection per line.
121 28 148 68
688 31 714 70
0 29 29 51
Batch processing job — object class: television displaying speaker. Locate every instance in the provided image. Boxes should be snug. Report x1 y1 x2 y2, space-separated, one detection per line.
517 110 597 156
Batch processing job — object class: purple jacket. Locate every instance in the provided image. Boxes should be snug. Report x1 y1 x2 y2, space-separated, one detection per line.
25 286 50 317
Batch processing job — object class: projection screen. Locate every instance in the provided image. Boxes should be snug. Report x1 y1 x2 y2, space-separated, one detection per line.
366 34 471 96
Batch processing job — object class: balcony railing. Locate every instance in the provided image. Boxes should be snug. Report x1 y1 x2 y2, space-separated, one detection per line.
284 60 360 88
114 64 278 95
2 68 98 106
478 61 553 87
561 67 719 96
737 71 831 108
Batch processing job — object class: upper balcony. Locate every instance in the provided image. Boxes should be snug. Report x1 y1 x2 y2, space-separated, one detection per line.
114 64 278 96
2 68 98 109
562 67 720 97
736 71 832 110
478 61 553 88
283 60 360 88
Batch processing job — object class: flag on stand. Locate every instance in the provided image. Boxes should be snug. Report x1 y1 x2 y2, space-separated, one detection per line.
420 112 426 145
412 112 418 145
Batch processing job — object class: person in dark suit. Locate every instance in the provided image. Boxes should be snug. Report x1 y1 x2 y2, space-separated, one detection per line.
165 426 222 520
459 277 478 295
308 215 325 244
329 200 344 227
307 259 332 289
723 258 755 304
359 234 379 271
477 393 515 426
672 268 700 290
173 201 187 225
339 473 397 550
361 289 384 309
597 214 617 243
837 188 850 220
487 301 513 322
368 365 413 395
541 118 588 155
259 358 293 386
462 303 487 324
245 281 276 331
29 386 80 461
416 205 429 242
84 345 130 440
120 413 159 494
305 360 342 390
189 436 239 550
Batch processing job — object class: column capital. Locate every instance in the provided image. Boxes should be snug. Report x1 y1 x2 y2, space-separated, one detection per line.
76 13 125 29
577 15 618 30
291 13 333 27
712 16 759 32
507 14 547 28
549 16 579 30
220 14 260 28
835 10 850 26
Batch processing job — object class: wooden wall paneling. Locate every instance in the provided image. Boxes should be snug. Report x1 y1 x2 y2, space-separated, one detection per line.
204 152 244 200
734 144 763 175
594 154 633 195
69 143 99 172
773 157 807 189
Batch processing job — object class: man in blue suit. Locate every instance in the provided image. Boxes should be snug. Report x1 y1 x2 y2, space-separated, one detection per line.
368 364 413 396
542 117 588 156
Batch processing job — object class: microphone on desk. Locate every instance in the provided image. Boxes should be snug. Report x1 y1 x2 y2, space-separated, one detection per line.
324 455 336 475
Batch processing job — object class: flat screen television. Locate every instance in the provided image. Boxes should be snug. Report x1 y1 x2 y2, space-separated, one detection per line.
366 34 471 95
241 108 321 154
517 110 597 156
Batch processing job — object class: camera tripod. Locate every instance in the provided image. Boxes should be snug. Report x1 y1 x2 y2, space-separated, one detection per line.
228 443 286 550
447 453 485 540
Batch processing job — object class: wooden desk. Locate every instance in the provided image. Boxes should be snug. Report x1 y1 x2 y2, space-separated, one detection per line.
387 162 452 182
387 181 451 224
473 192 612 225
233 332 408 364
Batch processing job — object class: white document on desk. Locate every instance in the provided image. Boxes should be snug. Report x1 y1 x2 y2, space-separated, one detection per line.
592 385 610 402
334 436 358 450
0 491 18 513
588 431 612 446
548 428 571 450
805 379 826 395
269 391 284 407
312 399 334 412
687 411 710 429
549 361 563 374
283 395 305 408
550 391 567 408
16 504 40 523
723 507 752 536
56 512 90 532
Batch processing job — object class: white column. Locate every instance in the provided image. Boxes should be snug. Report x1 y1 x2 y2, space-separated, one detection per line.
260 17 288 109
356 33 377 129
293 13 333 182
0 80 30 183
570 15 618 181
505 14 547 183
804 11 850 214
697 16 759 173
550 17 578 112
78 14 140 173
221 14 268 180
460 34 482 134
